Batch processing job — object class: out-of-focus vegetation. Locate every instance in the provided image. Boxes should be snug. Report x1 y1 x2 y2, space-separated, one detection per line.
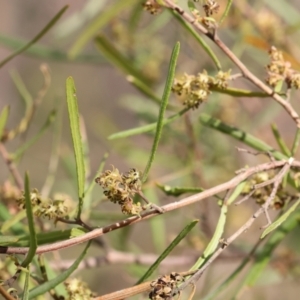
0 0 300 299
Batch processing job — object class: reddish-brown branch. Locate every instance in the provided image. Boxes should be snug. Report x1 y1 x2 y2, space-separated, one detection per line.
1 159 298 255
162 0 300 128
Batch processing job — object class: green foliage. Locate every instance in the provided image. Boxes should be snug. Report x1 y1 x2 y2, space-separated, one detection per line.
1 1 300 299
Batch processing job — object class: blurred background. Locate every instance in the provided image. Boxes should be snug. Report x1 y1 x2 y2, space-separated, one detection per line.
1 0 300 299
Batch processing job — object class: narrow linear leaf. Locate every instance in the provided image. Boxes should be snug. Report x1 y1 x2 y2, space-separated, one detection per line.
108 107 189 140
156 183 204 196
136 220 198 284
1 208 37 234
211 86 271 97
0 105 10 139
271 123 291 157
171 10 221 70
28 241 91 299
191 182 245 271
69 0 138 58
0 6 68 68
126 75 161 105
0 34 105 64
145 188 166 253
220 0 233 24
0 235 20 246
0 203 24 234
199 114 287 160
83 153 108 213
231 210 300 297
1 230 74 247
190 205 226 271
261 199 300 239
94 35 150 84
66 77 85 217
41 103 63 197
142 42 180 182
291 128 300 156
10 70 33 107
12 110 57 161
21 173 37 268
22 267 30 300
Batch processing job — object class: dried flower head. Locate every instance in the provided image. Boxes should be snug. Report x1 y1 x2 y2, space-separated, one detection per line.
203 0 220 17
95 166 143 215
241 171 297 209
16 189 69 220
149 272 184 300
266 46 300 90
172 70 231 109
65 278 95 300
143 0 162 15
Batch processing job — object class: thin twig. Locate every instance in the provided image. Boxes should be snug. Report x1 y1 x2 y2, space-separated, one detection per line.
0 285 16 300
163 0 300 128
1 160 298 255
0 143 23 190
173 161 293 296
93 270 196 300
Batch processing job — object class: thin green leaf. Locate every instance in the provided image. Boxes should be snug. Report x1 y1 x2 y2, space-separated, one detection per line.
202 247 256 300
220 0 233 24
66 77 85 218
21 173 37 268
199 114 287 160
0 235 20 246
211 86 271 97
156 183 204 196
227 182 246 206
2 230 73 247
44 257 68 298
69 0 138 58
271 123 291 157
142 42 180 182
83 152 108 211
70 228 86 238
108 107 189 140
28 241 91 299
94 35 150 84
0 203 24 234
136 220 198 284
232 210 300 297
126 75 161 105
171 10 221 70
191 182 245 271
261 199 300 239
0 34 105 64
291 128 300 156
10 70 33 107
22 267 30 300
0 105 10 139
0 6 68 68
1 208 36 234
41 103 63 197
145 188 166 253
12 110 57 161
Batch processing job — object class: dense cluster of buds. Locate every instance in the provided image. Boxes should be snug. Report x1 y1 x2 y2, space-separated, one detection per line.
149 272 184 300
65 278 95 300
143 0 162 15
172 70 231 109
16 189 69 220
242 172 297 209
95 167 143 215
266 46 300 90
